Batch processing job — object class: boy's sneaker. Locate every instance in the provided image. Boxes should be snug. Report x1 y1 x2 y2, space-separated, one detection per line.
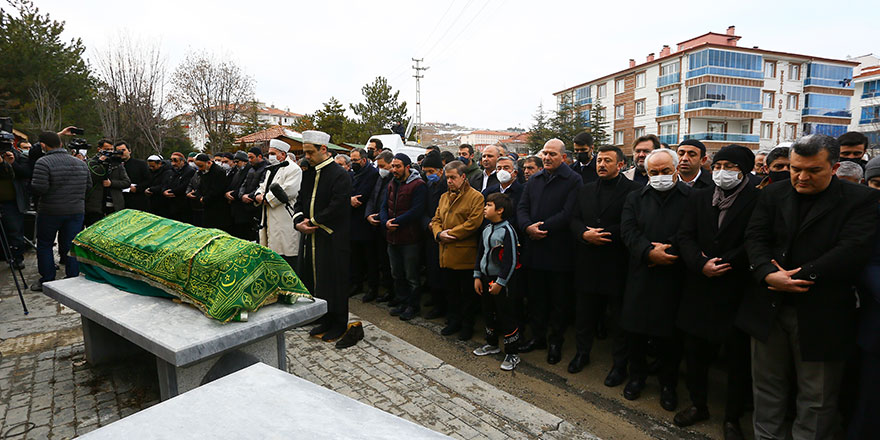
473 344 501 356
500 354 520 371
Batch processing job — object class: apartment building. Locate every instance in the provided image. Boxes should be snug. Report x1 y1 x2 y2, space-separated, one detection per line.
459 130 522 151
554 26 858 155
849 55 880 152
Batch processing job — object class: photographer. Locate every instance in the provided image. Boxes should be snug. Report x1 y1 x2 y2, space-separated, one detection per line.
84 140 131 226
1 139 31 269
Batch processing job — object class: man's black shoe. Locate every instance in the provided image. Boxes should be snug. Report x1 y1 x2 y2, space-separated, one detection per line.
623 378 646 401
309 322 332 337
567 352 590 373
376 294 393 303
388 297 404 308
722 421 745 440
30 280 43 292
673 405 709 427
457 326 473 341
389 305 406 317
519 338 546 353
424 308 445 320
399 307 419 321
335 322 365 349
321 325 346 342
660 385 678 411
547 343 562 365
362 291 378 303
604 366 627 387
440 323 461 336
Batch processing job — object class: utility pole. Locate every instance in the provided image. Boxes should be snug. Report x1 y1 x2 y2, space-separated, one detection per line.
411 58 429 144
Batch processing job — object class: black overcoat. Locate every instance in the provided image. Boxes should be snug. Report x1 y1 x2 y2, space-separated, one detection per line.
516 164 582 271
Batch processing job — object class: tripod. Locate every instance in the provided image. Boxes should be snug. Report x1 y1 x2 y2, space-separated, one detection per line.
0 209 29 314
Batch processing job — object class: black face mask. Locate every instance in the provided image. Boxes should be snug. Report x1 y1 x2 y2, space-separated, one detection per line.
351 162 362 173
841 158 867 169
366 150 375 160
576 152 591 164
768 170 789 183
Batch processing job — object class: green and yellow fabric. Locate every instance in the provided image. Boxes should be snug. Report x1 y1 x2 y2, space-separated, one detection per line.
71 209 312 322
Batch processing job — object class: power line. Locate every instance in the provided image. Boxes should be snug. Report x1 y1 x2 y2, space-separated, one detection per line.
413 0 459 55
432 0 504 65
421 0 476 59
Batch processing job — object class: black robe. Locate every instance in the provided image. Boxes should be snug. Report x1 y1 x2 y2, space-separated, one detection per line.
293 157 352 329
198 163 230 231
124 158 152 211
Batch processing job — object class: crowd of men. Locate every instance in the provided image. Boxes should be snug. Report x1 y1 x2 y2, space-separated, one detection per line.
2 125 880 440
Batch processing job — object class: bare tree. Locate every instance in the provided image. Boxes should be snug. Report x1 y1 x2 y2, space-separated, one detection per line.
28 80 59 131
168 51 255 153
94 35 168 157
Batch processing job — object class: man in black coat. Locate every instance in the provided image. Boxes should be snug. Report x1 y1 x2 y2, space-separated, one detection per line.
516 139 583 364
677 139 714 189
570 132 598 185
365 150 395 301
294 131 353 344
164 153 195 224
349 147 380 300
482 156 523 221
620 148 691 411
469 144 501 192
117 143 151 212
568 146 642 380
673 145 759 439
420 152 448 316
738 135 880 440
194 153 230 231
225 151 252 239
144 156 173 218
237 147 269 239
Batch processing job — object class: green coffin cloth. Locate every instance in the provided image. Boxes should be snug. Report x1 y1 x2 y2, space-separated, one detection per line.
71 209 312 322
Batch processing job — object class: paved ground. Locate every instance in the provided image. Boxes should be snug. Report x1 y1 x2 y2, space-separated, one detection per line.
0 250 597 439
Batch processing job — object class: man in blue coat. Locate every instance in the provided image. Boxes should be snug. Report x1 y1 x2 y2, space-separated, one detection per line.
516 138 582 364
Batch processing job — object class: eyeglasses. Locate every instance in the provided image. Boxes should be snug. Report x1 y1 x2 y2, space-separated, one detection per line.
171 158 182 162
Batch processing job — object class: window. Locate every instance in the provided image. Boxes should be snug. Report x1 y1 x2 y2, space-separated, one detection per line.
803 93 852 117
658 121 679 144
861 105 880 124
614 130 625 145
763 91 775 109
804 123 848 138
660 62 680 76
635 100 646 116
708 121 726 133
686 84 761 111
597 84 607 99
575 86 591 105
787 94 799 110
633 127 645 138
862 80 880 99
687 48 763 79
661 91 679 106
784 123 797 141
636 72 646 89
658 62 681 87
598 107 606 119
764 61 776 78
615 79 626 94
805 63 854 88
741 123 751 134
788 64 801 81
760 122 773 139
615 104 625 120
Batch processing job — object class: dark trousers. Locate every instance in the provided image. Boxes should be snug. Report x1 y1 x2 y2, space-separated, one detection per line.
444 268 478 329
424 238 445 312
230 222 256 241
0 201 25 263
36 213 83 283
684 330 751 421
388 243 421 309
376 238 393 291
351 239 379 292
479 277 521 354
849 349 880 439
629 331 682 387
84 211 104 228
576 292 627 368
527 269 573 345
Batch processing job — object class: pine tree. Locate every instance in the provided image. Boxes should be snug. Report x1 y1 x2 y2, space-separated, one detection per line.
314 97 349 143
550 94 589 147
349 76 408 138
526 104 552 153
589 99 610 148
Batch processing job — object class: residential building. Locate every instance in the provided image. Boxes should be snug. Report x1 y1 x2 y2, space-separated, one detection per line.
180 102 303 151
849 54 880 151
553 26 858 156
459 130 522 150
498 132 531 155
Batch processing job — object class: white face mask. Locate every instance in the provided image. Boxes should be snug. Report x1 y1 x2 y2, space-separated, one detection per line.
267 154 279 165
378 168 391 178
496 169 512 184
712 169 743 190
648 174 676 192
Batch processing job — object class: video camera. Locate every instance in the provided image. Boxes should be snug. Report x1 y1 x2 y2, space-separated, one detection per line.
0 117 15 153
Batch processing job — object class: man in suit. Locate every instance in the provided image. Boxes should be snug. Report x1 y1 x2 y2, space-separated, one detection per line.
623 135 660 184
470 144 501 192
738 134 880 440
677 139 713 189
349 148 380 300
482 156 523 220
570 132 598 185
517 138 583 363
569 145 642 378
674 145 759 440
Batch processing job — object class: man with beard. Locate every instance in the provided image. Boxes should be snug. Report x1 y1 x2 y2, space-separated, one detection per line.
838 131 868 169
163 152 195 224
144 155 173 218
624 135 661 184
756 147 790 190
293 131 353 345
677 139 714 189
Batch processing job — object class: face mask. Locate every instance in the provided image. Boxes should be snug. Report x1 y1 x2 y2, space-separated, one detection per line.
378 168 390 179
457 156 469 165
214 160 222 167
841 158 867 169
768 170 789 183
648 174 676 192
366 150 375 160
712 169 743 190
267 154 279 165
496 170 512 184
351 162 362 173
189 162 198 170
426 173 440 183
576 152 591 164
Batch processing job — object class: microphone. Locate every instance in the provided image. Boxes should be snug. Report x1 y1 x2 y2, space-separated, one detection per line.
269 183 289 205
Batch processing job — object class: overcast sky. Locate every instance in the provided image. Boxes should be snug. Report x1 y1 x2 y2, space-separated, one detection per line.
37 0 878 130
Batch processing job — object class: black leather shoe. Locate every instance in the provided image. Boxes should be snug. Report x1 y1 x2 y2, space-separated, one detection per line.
519 338 546 353
547 343 562 365
399 307 419 321
660 385 678 411
722 421 745 440
673 405 709 427
309 322 332 337
13 261 25 270
424 308 445 320
567 352 590 374
389 305 406 317
623 378 646 401
376 294 393 303
440 323 461 336
604 367 627 387
362 291 378 303
457 326 473 341
321 325 346 342
335 322 365 349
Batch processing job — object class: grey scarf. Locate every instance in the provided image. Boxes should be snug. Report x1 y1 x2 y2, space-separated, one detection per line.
712 178 747 227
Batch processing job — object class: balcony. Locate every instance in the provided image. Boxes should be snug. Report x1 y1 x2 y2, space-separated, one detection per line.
862 91 880 99
657 72 680 87
804 78 853 89
657 103 679 117
658 134 678 145
686 67 763 80
685 100 762 111
574 97 593 106
802 108 852 118
683 132 759 143
861 117 880 125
